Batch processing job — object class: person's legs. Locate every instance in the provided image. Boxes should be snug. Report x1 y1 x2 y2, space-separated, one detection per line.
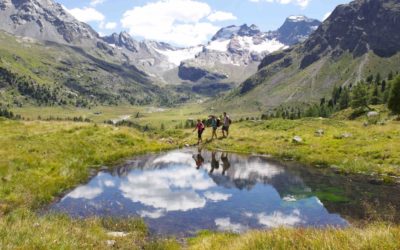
212 128 217 139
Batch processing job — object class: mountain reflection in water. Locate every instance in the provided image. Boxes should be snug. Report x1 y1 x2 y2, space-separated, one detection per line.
51 149 399 236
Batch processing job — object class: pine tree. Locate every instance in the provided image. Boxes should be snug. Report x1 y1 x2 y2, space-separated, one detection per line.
351 82 371 110
388 76 400 116
370 84 380 105
338 87 350 110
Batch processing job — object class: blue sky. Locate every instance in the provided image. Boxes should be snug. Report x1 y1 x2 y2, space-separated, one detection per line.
59 0 351 47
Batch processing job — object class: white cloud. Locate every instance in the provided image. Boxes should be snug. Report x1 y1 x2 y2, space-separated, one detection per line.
215 218 248 233
90 0 106 6
119 163 215 212
204 191 232 202
105 22 117 29
100 21 118 30
66 186 103 200
65 6 105 22
249 0 311 8
257 209 303 228
207 11 237 22
121 0 227 46
139 209 166 219
323 11 332 21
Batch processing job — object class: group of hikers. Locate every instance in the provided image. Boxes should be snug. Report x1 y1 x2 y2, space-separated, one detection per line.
193 112 232 145
193 148 231 175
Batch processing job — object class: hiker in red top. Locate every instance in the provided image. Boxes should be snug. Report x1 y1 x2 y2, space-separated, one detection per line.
193 119 205 145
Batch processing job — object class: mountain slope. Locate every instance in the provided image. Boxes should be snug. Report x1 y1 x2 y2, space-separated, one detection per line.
177 17 320 94
219 0 400 112
0 0 186 106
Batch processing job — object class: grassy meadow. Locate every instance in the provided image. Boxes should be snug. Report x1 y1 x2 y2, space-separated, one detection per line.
200 117 400 178
1 104 400 249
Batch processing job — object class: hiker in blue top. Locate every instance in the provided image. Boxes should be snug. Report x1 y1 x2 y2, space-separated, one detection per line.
209 115 218 140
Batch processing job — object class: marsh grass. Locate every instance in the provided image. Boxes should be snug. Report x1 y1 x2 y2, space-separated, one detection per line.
188 223 400 250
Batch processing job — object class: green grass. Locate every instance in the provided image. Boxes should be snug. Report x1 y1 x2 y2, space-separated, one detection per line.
0 118 181 248
1 106 400 248
195 117 400 177
188 223 400 250
0 118 175 212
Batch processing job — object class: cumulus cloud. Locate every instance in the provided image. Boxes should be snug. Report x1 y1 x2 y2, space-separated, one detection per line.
65 6 105 22
90 0 106 6
66 186 103 200
257 209 303 228
100 21 118 30
249 0 311 8
204 191 232 202
119 164 215 212
207 11 237 22
121 0 234 46
215 218 248 233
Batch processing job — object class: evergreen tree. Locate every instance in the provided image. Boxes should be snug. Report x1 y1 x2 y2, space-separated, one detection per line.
375 73 381 84
338 87 351 110
370 84 380 105
388 71 394 81
351 82 370 110
388 76 400 116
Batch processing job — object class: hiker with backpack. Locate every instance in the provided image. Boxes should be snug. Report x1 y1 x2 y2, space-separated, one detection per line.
222 112 232 138
193 119 205 145
209 115 218 140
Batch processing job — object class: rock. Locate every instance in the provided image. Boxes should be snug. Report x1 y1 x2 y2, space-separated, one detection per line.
369 179 384 185
33 223 40 228
292 136 303 143
167 138 174 144
315 129 324 137
363 122 369 127
107 232 128 237
342 133 352 138
106 240 116 247
184 144 190 148
334 133 353 139
367 111 379 118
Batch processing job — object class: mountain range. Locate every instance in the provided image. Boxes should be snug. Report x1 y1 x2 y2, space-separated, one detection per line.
218 0 400 112
0 0 399 111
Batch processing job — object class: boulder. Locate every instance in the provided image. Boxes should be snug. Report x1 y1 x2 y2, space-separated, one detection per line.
292 136 303 143
106 240 116 247
367 111 379 117
315 129 324 137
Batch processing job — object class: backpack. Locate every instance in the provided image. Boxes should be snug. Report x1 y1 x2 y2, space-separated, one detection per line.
216 118 221 127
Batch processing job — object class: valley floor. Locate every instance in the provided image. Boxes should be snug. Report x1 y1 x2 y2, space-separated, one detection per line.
1 106 400 249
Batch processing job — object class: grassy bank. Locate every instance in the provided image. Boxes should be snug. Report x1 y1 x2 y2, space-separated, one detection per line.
189 223 400 250
0 118 174 213
198 118 400 178
1 113 400 249
0 118 180 248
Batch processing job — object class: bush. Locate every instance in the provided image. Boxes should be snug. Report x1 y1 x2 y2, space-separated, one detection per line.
388 76 400 116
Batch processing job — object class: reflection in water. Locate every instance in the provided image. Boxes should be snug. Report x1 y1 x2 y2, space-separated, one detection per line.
221 153 231 175
210 151 220 174
51 149 400 236
192 148 205 170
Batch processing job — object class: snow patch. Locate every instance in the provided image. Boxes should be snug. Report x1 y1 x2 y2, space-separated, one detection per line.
155 46 203 66
206 39 230 52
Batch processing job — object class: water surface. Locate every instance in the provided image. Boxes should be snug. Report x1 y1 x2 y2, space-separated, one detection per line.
51 149 400 236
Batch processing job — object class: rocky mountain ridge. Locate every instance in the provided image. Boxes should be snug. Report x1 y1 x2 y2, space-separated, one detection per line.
220 0 400 112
